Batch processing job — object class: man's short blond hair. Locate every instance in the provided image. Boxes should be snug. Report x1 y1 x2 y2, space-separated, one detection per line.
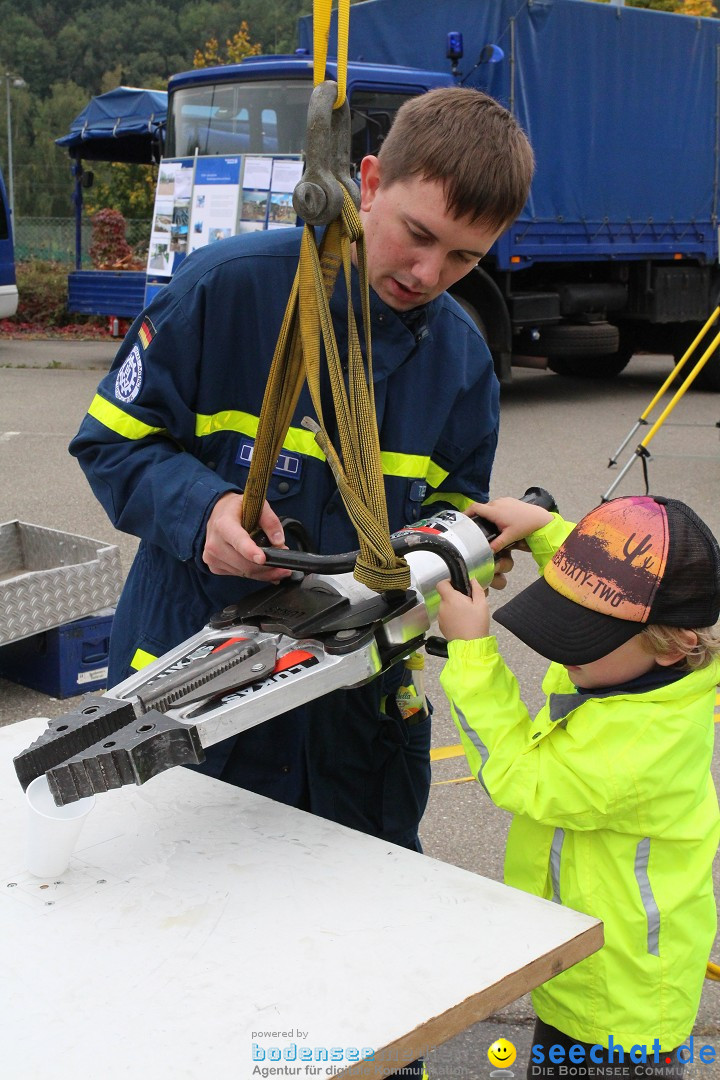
377 86 534 232
640 623 720 671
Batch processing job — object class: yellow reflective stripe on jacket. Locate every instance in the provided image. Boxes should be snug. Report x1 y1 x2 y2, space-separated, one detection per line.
195 410 326 461
196 410 452 483
130 647 158 671
423 491 475 512
93 401 457 489
88 395 166 440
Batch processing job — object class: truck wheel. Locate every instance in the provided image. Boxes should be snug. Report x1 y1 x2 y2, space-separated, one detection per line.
539 322 620 357
547 350 632 379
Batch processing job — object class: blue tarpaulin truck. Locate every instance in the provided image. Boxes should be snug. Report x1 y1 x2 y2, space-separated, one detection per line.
59 0 720 387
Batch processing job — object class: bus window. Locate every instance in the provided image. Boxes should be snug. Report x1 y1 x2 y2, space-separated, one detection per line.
0 169 18 320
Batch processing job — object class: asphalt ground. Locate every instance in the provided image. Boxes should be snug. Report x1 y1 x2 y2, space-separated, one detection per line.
0 338 719 1079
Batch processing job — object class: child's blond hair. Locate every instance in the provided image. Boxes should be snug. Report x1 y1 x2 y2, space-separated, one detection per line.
640 623 720 671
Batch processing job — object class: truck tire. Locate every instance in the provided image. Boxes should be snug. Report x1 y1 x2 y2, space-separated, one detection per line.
541 321 620 357
547 350 632 379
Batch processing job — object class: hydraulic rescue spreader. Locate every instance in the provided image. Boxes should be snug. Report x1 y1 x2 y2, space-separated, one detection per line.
13 487 556 806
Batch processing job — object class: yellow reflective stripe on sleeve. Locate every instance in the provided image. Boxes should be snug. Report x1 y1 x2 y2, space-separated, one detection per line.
130 648 158 671
426 461 449 489
380 452 447 487
380 451 431 477
422 491 476 512
88 395 166 440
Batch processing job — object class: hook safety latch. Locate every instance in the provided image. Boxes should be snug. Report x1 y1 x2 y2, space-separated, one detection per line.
293 80 360 226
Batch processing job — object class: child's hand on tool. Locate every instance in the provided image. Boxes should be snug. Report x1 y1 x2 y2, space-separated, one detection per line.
437 578 490 641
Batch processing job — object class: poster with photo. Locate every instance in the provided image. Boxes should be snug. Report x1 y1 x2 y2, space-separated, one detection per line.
268 157 303 229
187 157 242 253
170 200 190 254
238 155 303 230
146 159 195 277
238 156 273 229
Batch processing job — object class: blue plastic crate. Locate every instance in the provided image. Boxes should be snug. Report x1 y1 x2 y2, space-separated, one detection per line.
0 609 114 698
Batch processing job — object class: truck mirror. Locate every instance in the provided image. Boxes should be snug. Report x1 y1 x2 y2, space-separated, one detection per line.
478 44 504 63
81 171 94 189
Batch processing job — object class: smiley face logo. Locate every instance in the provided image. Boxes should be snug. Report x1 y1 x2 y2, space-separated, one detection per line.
488 1039 517 1069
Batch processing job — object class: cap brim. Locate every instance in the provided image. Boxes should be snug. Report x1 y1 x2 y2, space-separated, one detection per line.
493 576 643 664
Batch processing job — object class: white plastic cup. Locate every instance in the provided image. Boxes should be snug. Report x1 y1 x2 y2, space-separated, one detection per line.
25 775 96 878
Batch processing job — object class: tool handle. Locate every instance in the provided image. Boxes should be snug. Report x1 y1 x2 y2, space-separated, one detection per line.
258 485 557 605
471 486 558 545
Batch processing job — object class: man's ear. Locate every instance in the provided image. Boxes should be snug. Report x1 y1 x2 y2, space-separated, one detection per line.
359 156 381 212
654 628 698 667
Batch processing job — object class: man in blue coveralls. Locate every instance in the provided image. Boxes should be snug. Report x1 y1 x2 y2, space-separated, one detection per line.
70 85 532 880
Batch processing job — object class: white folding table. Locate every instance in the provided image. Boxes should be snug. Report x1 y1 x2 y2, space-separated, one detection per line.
0 717 602 1078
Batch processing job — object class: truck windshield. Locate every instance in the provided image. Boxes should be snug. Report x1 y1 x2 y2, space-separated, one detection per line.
166 79 312 158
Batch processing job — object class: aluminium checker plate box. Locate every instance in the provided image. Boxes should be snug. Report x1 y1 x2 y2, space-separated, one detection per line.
0 521 123 647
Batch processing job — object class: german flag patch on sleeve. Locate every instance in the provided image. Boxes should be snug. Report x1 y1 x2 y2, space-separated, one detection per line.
138 317 156 350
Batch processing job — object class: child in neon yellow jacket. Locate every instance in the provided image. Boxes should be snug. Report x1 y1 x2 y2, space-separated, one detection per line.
437 495 720 1078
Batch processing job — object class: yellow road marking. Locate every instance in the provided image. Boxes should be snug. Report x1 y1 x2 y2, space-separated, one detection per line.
431 775 475 787
430 744 465 761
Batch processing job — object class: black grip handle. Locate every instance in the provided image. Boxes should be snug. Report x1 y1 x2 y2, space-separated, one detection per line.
471 485 558 544
257 486 557 592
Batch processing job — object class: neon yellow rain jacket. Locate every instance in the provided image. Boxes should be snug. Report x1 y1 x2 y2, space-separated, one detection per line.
440 515 720 1049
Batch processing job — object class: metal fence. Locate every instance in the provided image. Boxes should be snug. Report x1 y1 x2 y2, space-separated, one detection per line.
13 218 151 265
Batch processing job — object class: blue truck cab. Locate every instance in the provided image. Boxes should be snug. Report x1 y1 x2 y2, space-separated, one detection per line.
59 0 720 388
0 168 18 320
166 55 453 162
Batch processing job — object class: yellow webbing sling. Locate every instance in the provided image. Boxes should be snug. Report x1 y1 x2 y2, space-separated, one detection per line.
240 0 410 593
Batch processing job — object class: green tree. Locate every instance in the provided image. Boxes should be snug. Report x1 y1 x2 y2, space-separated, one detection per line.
85 162 158 221
10 81 89 217
0 10 58 98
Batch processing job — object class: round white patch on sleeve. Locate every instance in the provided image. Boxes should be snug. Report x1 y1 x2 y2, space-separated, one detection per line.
115 345 144 403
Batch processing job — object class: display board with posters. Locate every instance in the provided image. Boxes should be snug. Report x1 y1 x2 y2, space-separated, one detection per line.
145 154 303 304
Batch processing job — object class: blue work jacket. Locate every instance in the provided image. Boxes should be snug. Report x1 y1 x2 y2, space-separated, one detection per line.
69 228 499 834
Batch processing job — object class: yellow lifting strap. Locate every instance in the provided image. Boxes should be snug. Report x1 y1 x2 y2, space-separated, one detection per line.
240 0 410 593
313 0 348 106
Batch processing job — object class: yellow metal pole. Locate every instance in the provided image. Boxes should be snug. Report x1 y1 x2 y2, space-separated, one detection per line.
607 305 720 466
640 306 720 422
638 326 720 449
602 321 720 501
